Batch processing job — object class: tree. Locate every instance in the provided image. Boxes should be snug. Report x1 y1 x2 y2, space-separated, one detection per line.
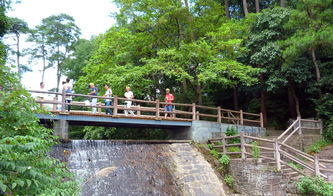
26 25 49 83
282 0 333 94
62 38 97 82
39 14 80 91
0 3 78 195
242 0 249 16
7 17 29 74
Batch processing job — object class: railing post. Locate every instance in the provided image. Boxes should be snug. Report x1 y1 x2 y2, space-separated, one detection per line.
97 102 102 113
297 117 302 135
274 138 281 171
192 103 196 120
240 131 246 160
314 155 320 176
260 112 264 128
53 97 57 111
319 119 323 135
217 106 221 123
113 96 118 115
240 109 244 125
61 89 66 113
137 104 141 116
156 99 160 118
222 133 227 154
196 111 200 120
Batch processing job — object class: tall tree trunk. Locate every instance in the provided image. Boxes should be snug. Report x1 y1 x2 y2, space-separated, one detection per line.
183 0 194 41
260 74 267 126
287 81 297 119
242 0 249 16
224 0 230 19
233 87 238 110
56 45 61 93
41 44 46 83
310 48 322 98
16 33 20 75
196 83 203 105
310 48 321 83
255 0 260 13
184 0 189 8
280 0 286 7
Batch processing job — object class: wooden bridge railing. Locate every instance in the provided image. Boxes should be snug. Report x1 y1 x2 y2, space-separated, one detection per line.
29 90 263 127
209 119 331 181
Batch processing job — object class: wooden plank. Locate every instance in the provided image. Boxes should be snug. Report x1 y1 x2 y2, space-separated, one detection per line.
281 126 300 144
221 152 241 155
300 119 321 123
242 111 261 116
277 118 299 140
198 113 218 118
319 159 333 163
28 90 61 95
279 150 315 172
240 131 246 160
301 127 321 130
243 119 261 123
195 105 218 110
244 135 274 143
280 160 308 177
221 108 241 113
244 144 274 151
214 143 240 148
224 135 240 139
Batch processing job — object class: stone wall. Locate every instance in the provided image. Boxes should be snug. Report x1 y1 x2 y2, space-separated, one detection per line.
229 160 297 196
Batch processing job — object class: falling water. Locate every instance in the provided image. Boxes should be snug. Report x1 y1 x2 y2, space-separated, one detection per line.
52 140 182 196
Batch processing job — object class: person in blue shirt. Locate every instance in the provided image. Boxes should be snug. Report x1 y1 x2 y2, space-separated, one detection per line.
88 83 98 114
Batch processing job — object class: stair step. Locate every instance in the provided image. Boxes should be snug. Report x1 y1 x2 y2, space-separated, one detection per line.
290 176 303 181
283 171 299 176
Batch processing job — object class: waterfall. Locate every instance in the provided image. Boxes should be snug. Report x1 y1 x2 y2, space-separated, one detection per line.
52 140 181 196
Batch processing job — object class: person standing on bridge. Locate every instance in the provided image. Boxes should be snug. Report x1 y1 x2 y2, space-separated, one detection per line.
124 86 135 116
88 83 98 114
164 88 174 118
104 84 113 115
63 78 73 112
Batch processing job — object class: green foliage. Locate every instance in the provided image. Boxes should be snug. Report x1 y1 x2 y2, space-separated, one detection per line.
219 154 230 165
251 141 260 158
62 38 98 82
307 139 333 154
83 126 168 140
209 149 220 159
0 66 78 195
296 176 333 196
225 127 240 143
207 144 213 150
288 162 304 170
224 175 234 187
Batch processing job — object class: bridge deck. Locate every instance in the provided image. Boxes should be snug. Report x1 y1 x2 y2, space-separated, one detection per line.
38 110 192 128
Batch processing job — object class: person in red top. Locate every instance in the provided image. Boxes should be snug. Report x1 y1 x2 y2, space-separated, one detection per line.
164 88 175 118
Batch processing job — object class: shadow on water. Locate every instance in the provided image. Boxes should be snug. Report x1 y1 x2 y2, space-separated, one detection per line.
52 140 182 196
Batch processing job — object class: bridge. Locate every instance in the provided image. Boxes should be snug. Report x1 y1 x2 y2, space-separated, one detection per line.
30 90 265 141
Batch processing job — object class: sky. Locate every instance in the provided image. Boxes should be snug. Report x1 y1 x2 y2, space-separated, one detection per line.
5 0 117 90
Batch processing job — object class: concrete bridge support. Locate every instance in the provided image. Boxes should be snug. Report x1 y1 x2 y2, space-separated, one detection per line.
168 120 266 143
53 120 69 139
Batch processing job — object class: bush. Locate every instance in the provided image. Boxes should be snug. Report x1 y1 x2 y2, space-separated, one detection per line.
210 149 220 159
251 141 260 158
224 175 234 187
0 65 78 195
219 154 230 165
296 176 333 196
207 144 213 149
225 127 240 143
324 116 333 141
307 139 333 154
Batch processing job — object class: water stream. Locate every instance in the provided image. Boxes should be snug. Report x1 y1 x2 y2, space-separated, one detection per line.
52 140 182 196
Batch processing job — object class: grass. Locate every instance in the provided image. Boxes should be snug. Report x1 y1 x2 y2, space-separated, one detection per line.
307 139 333 154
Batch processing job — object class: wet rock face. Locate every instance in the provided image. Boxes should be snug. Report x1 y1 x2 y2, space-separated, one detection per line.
52 141 227 196
52 141 181 196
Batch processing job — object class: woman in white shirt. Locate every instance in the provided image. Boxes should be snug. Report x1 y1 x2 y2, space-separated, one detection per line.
124 86 135 116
